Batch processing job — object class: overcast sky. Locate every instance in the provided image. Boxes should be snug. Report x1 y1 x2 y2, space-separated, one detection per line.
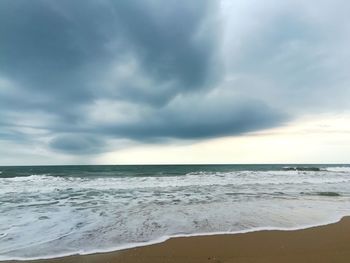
1 0 350 165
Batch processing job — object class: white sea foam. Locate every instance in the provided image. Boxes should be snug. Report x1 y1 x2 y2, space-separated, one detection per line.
325 166 350 173
0 168 350 260
1 214 348 262
1 169 350 193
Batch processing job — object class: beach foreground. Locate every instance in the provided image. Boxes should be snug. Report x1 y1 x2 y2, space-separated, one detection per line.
3 216 350 263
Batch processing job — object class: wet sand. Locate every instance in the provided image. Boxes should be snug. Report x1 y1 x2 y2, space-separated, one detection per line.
3 217 350 263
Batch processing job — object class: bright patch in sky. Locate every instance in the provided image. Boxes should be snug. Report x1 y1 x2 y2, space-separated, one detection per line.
97 113 350 164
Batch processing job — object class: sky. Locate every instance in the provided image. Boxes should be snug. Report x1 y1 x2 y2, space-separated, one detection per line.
1 0 350 165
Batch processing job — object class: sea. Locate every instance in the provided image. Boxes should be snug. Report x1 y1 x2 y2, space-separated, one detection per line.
0 164 350 260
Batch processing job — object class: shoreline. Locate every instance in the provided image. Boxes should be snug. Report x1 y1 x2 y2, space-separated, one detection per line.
2 215 347 261
2 216 350 263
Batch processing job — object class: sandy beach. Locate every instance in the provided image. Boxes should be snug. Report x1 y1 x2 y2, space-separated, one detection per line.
3 216 350 263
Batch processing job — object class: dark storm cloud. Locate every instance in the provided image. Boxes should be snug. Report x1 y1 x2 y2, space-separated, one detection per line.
5 0 342 157
45 98 286 153
99 98 286 141
49 135 104 154
0 0 217 104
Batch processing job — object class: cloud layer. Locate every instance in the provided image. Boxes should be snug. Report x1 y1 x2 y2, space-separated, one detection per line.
0 0 349 160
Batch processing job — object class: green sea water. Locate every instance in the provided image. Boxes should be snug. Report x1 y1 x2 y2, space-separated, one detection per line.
0 164 350 260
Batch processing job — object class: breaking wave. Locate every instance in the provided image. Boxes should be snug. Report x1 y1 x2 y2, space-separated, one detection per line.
1 165 350 260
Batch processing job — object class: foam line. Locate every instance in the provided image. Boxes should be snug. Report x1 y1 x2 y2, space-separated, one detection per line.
1 213 348 262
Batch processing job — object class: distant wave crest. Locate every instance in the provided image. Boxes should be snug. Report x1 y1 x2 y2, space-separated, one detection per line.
282 166 323 171
300 191 342 197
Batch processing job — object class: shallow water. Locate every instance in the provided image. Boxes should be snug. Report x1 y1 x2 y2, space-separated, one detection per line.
0 164 349 260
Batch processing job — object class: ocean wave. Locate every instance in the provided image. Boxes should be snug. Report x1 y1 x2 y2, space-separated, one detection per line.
281 166 350 173
0 213 349 261
0 173 54 180
1 165 350 260
317 191 341 197
2 170 350 193
282 166 323 171
325 167 350 173
1 174 62 183
1 172 350 194
300 191 342 197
